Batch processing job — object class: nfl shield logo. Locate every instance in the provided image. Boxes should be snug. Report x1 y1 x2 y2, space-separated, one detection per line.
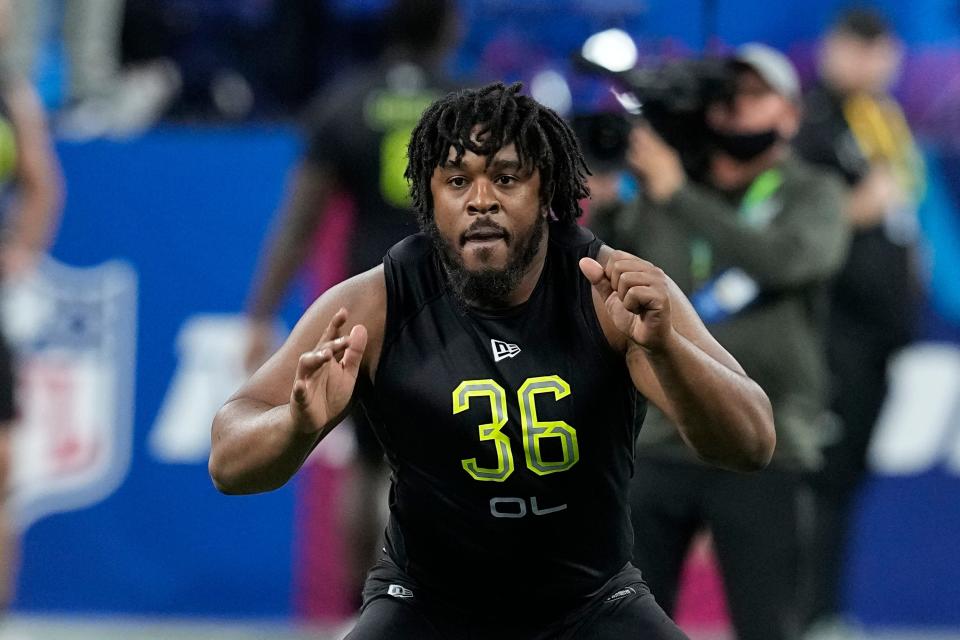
2 257 137 531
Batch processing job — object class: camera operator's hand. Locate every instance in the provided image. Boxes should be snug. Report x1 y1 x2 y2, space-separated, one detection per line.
627 125 685 203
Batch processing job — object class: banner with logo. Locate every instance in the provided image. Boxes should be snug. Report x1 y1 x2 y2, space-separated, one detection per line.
4 258 136 532
11 129 303 617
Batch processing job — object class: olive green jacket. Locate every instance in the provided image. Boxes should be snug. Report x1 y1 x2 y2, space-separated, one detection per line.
593 155 848 470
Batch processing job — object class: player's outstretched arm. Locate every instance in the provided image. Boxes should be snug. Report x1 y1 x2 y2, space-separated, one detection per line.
581 248 775 472
210 267 386 494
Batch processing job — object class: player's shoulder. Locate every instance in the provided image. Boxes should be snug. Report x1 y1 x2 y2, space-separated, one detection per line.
305 264 387 366
383 232 448 306
548 223 612 273
313 264 387 325
548 221 598 250
385 232 433 265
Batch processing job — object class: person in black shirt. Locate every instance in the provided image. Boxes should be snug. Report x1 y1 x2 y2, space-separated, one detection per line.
211 83 776 638
793 10 923 634
242 0 459 598
244 0 460 365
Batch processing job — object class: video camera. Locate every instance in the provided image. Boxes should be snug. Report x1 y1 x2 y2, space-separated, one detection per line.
572 54 735 180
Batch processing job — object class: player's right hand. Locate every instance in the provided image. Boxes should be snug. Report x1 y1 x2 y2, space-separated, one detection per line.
289 308 368 435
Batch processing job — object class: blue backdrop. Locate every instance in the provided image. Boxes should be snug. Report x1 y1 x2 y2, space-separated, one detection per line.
15 128 303 618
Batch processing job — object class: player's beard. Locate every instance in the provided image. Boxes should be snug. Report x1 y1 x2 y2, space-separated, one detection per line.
424 212 547 310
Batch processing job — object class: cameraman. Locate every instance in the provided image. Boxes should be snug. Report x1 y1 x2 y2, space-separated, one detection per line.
593 45 847 640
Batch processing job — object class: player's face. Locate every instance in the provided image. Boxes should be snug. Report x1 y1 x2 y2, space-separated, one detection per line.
429 142 545 274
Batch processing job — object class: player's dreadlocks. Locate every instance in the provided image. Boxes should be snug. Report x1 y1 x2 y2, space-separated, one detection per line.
405 82 591 228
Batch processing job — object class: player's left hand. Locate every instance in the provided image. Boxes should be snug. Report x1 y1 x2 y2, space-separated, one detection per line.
580 251 675 353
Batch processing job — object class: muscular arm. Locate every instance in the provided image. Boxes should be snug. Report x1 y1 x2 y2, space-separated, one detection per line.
210 267 386 494
586 246 775 471
624 291 775 471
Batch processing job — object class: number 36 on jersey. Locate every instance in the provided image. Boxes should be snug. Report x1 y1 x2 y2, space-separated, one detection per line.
452 375 579 482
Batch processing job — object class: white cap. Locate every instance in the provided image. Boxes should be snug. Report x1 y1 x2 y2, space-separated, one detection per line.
732 42 801 103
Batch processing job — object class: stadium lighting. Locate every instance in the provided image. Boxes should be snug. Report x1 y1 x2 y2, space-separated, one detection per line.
530 70 573 117
580 28 638 73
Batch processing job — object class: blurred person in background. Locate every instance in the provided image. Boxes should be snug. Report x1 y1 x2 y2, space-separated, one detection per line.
793 9 923 638
0 0 63 608
592 44 847 640
243 0 460 606
1 0 179 138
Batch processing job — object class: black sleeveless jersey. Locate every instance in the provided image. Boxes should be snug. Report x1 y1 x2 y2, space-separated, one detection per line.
362 223 645 621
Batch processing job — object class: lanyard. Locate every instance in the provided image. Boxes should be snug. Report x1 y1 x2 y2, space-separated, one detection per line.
690 168 783 285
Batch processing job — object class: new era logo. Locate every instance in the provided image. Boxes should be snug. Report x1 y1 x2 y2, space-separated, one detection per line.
387 584 414 599
491 339 521 362
605 586 636 602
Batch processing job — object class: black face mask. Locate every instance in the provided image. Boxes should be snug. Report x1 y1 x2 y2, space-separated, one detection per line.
711 129 779 161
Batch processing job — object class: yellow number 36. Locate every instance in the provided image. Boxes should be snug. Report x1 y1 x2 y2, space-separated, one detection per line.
453 375 579 482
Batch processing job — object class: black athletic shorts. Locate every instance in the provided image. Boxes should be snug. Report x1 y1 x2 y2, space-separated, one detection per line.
344 555 689 640
0 336 15 423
